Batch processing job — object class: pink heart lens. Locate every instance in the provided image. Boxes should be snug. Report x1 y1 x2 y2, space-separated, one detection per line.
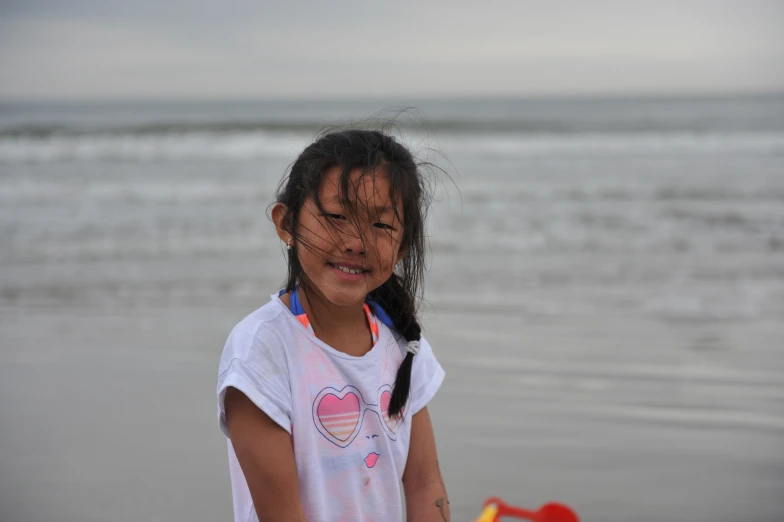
317 392 360 441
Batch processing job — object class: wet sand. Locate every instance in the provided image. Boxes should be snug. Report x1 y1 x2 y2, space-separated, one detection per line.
2 303 782 522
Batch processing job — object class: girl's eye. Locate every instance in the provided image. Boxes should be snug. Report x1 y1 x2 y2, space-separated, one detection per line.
373 222 394 230
324 213 345 220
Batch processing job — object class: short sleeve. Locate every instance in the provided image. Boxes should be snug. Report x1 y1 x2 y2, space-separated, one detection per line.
408 336 445 415
216 321 293 437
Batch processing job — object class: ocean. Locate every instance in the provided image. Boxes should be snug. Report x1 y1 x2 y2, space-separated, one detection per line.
1 95 783 521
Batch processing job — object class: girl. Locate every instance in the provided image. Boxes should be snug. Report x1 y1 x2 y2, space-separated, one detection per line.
216 129 449 522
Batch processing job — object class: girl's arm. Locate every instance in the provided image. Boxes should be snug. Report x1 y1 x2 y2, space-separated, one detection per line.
403 407 451 522
224 387 309 522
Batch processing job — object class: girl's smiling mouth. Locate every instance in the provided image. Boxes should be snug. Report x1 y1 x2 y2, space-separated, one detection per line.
328 262 369 281
364 452 380 468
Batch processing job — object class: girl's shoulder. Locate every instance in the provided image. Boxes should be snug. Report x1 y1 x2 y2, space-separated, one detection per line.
216 295 297 438
219 294 294 372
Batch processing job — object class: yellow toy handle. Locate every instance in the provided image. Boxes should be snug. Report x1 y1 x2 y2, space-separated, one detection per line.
475 502 499 522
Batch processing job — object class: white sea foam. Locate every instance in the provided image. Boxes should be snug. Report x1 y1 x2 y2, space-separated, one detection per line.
2 130 783 163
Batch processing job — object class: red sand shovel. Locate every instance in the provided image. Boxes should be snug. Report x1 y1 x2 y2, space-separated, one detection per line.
474 497 579 522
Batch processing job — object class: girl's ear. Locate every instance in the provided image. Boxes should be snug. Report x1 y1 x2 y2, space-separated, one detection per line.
271 202 292 243
395 245 407 266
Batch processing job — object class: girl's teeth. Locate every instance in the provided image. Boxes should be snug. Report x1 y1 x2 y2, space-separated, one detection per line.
335 265 362 274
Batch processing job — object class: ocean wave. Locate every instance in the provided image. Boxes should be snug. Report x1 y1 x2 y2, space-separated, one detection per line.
0 122 330 138
439 132 784 157
0 130 312 163
1 130 783 163
3 114 779 138
460 186 784 203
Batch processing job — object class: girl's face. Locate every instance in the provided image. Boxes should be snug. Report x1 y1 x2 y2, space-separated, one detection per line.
278 166 405 307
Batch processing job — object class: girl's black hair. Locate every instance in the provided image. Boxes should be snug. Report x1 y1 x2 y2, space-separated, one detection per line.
274 128 431 417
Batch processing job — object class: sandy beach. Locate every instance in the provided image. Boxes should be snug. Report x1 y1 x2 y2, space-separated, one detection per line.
1 96 783 521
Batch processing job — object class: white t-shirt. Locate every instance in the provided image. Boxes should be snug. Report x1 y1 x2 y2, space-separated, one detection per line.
216 292 445 522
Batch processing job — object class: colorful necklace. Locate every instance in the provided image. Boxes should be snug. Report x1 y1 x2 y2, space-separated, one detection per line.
287 286 395 346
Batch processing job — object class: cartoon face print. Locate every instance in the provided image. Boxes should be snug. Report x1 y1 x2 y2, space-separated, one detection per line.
358 413 383 468
312 384 405 469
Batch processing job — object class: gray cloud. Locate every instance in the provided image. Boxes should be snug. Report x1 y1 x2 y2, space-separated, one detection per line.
1 0 782 100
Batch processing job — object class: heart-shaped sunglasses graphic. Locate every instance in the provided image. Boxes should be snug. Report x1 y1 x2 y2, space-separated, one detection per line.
313 385 404 448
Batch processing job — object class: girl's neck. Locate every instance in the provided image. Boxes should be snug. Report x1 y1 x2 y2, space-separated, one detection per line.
298 286 373 356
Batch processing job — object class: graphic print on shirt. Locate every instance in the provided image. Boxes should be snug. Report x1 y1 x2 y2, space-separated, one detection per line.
312 384 405 469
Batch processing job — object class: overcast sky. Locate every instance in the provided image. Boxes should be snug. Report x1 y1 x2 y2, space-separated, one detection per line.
1 0 782 100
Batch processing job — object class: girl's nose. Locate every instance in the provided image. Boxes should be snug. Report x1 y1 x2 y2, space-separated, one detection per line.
341 227 366 255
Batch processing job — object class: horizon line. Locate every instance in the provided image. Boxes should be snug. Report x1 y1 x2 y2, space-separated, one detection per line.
2 89 783 106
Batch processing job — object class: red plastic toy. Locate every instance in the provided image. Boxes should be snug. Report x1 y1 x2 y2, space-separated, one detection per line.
474 497 579 522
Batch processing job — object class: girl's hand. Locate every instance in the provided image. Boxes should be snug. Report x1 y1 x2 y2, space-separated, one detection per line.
224 387 309 522
403 407 450 522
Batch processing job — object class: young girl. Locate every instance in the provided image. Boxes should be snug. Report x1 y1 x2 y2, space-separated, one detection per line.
216 129 449 521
